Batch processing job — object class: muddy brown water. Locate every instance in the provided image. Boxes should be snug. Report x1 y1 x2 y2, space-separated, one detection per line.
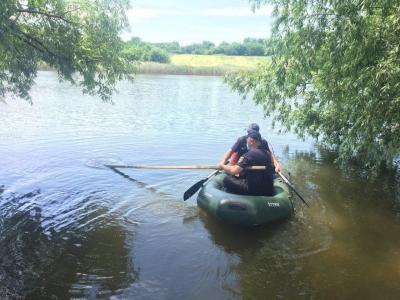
0 72 399 299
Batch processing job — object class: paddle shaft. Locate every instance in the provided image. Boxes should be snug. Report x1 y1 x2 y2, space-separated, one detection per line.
278 172 310 208
105 165 267 170
183 161 230 201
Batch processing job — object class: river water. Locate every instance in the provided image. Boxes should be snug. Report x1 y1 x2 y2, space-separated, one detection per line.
0 71 399 299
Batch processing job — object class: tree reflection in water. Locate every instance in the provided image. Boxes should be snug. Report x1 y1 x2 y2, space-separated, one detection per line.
0 186 139 299
192 146 400 300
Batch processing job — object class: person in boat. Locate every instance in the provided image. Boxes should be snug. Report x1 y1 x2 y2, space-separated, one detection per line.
216 129 275 196
219 123 282 173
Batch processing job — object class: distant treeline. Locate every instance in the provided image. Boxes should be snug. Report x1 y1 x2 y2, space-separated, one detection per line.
122 37 267 64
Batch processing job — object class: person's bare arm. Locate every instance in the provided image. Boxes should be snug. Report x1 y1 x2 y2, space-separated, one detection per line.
271 154 282 173
216 163 243 175
220 149 233 165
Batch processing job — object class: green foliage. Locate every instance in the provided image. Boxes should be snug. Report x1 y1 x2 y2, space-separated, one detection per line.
245 43 265 56
144 48 171 64
121 45 143 62
225 0 400 173
122 37 171 63
178 40 216 54
182 43 203 54
123 37 267 57
125 36 146 47
180 39 266 56
0 0 138 103
153 41 182 54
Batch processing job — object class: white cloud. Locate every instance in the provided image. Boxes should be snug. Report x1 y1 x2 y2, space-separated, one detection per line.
202 6 273 17
126 7 177 23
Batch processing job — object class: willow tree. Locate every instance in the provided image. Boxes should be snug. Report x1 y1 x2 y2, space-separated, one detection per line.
225 0 400 172
0 0 137 103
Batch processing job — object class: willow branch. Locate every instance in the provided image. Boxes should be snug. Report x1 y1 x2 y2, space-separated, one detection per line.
16 30 72 61
16 9 76 24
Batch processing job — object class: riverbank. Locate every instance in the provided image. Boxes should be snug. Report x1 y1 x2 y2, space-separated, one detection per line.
137 62 239 76
38 54 268 76
138 54 267 75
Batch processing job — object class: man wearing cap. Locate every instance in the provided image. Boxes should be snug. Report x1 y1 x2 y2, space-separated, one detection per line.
216 129 275 196
219 123 281 173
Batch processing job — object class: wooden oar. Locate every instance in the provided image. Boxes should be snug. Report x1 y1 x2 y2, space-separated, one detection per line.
278 172 310 208
183 160 230 201
105 165 267 170
183 169 220 201
105 164 267 201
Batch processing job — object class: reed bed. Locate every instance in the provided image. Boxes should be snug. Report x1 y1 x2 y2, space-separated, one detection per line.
38 54 263 76
37 62 244 76
137 62 247 76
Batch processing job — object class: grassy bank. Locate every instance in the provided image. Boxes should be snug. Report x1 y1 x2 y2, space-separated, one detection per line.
138 62 240 76
138 54 268 76
38 54 268 76
171 54 268 68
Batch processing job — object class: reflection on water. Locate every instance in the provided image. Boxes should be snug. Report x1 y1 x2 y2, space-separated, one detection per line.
197 197 332 299
0 187 138 299
0 72 399 299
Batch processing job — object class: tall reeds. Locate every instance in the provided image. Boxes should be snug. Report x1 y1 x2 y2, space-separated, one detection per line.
137 62 249 76
37 58 257 76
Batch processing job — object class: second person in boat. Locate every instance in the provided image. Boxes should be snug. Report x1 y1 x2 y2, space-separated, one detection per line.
219 123 282 173
216 129 275 196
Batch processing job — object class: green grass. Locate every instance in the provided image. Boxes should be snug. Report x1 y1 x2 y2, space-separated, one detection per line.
138 54 268 76
37 54 268 76
171 54 268 68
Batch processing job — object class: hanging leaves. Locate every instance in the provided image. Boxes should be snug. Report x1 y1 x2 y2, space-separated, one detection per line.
0 0 138 103
225 0 400 173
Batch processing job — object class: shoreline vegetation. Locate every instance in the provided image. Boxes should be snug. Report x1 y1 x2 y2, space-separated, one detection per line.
38 54 269 76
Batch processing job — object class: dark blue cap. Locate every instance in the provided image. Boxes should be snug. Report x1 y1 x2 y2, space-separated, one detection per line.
246 129 261 141
246 123 260 132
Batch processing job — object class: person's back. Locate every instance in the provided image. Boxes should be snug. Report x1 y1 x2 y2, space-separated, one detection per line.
219 122 281 173
235 146 275 196
218 130 275 196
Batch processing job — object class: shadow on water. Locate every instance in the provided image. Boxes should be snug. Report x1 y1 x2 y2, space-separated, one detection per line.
244 148 400 299
107 167 170 197
191 146 400 299
283 145 400 219
197 207 332 299
0 186 139 300
276 147 400 299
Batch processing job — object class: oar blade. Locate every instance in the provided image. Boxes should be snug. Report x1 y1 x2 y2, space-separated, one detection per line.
183 178 207 201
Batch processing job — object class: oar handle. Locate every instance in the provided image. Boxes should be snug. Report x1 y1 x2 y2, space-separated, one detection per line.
105 165 267 170
105 165 217 169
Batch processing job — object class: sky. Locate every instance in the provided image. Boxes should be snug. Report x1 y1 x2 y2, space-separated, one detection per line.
122 0 274 45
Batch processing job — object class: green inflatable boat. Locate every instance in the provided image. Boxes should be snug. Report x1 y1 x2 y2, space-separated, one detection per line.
197 173 293 226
